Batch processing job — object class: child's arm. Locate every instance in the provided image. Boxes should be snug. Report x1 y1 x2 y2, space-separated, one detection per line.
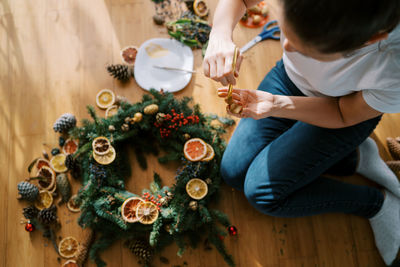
203 0 263 86
217 88 382 129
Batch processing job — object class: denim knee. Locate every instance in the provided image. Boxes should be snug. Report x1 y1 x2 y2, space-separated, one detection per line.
243 176 284 215
220 152 245 191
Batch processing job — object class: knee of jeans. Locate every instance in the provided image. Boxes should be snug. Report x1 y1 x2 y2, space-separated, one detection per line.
220 153 244 191
243 178 284 214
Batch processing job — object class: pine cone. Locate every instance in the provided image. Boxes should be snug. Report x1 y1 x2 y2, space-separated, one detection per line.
17 182 39 202
38 205 58 225
56 173 71 204
387 161 400 173
53 113 77 133
23 205 40 220
387 137 400 160
76 229 95 266
65 154 75 170
125 239 154 263
106 64 133 82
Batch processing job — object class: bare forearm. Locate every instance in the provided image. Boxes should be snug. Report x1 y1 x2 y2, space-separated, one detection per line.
211 0 246 38
211 0 262 38
271 95 349 128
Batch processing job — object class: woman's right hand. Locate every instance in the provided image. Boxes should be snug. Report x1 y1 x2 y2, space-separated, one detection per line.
203 34 243 86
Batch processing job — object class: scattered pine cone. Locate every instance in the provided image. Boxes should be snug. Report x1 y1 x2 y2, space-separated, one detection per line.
38 205 58 225
17 182 39 202
53 113 77 133
125 239 154 264
23 205 40 220
76 229 95 266
106 64 133 82
387 137 400 160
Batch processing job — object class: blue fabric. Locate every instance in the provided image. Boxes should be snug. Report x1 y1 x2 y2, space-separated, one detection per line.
221 60 384 218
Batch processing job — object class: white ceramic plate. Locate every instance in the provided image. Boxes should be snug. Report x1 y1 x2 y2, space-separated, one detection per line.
134 38 194 92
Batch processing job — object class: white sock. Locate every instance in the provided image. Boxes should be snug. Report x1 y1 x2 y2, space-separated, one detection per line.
356 137 400 197
369 190 400 265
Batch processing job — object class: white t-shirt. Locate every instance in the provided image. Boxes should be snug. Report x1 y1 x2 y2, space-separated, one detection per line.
282 24 400 113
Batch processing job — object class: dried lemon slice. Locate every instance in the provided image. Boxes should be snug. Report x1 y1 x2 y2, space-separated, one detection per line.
62 139 78 155
67 195 81 213
50 154 68 173
36 166 56 190
92 136 111 155
136 201 159 224
105 105 119 118
58 236 79 259
121 197 144 223
92 146 116 165
34 190 53 210
96 89 115 109
201 143 215 162
183 138 208 162
186 178 208 200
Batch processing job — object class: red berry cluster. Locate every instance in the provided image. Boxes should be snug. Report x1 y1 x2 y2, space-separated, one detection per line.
154 109 200 138
141 192 163 211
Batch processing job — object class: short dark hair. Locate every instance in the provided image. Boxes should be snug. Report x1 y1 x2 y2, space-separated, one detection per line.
282 0 400 53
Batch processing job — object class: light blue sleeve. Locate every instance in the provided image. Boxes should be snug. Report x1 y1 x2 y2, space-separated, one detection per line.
362 89 400 113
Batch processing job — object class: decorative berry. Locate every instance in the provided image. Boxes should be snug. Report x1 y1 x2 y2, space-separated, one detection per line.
59 136 66 147
227 225 238 236
51 148 60 156
25 222 35 232
53 113 77 133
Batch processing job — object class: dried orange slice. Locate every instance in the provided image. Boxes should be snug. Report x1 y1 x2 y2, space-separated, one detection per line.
201 143 215 162
121 197 144 223
92 146 116 165
96 89 115 109
183 138 208 162
50 153 68 173
63 260 79 267
121 46 138 65
34 190 53 210
35 158 50 171
62 139 78 155
67 195 81 213
36 166 56 190
92 136 111 155
58 236 79 259
186 178 208 200
136 201 159 225
105 105 119 118
193 0 209 17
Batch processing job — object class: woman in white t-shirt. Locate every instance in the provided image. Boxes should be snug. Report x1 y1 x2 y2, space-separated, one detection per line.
203 0 400 264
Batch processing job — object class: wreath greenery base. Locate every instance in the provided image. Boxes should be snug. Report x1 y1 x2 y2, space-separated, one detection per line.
66 89 236 267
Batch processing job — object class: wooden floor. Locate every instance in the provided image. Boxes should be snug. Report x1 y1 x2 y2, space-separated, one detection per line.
1 0 399 266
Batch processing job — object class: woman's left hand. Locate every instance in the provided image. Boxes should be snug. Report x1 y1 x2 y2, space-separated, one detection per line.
217 88 275 120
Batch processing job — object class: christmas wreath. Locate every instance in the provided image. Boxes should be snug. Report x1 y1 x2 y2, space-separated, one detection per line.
18 89 237 267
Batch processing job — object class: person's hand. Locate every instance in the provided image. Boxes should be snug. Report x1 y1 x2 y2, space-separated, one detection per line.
217 88 275 119
203 35 243 86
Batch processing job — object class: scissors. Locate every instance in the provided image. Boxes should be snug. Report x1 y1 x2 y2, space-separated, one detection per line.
240 20 281 54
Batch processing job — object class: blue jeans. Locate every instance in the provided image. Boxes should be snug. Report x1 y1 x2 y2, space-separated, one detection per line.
221 60 384 219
